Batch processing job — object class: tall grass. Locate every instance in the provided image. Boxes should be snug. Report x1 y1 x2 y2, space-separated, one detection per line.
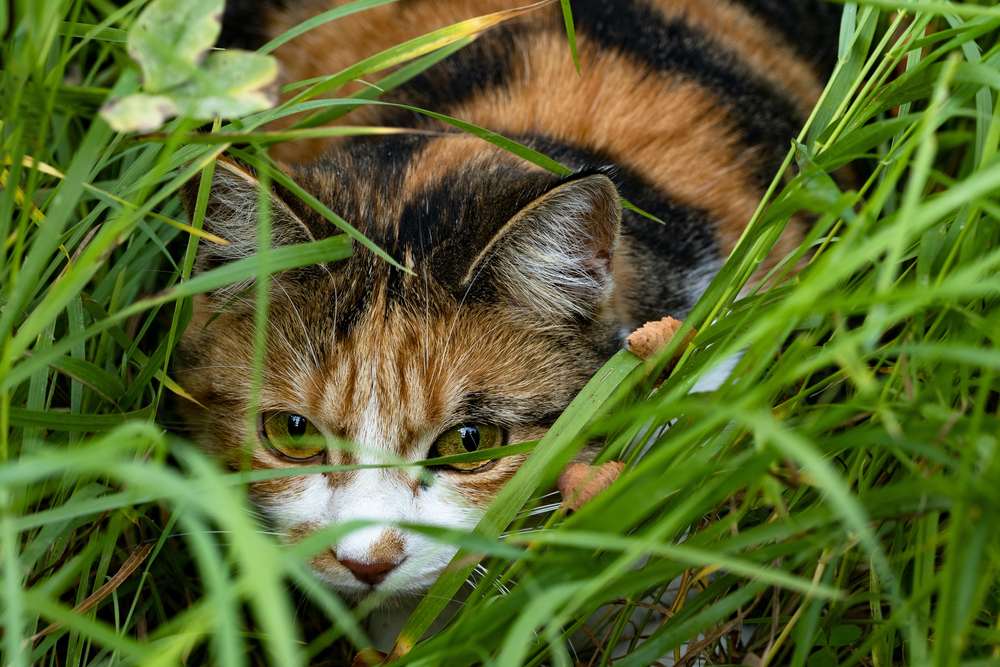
2 1 999 665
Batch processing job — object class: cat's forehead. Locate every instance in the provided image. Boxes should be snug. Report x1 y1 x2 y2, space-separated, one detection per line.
272 135 563 329
260 296 584 436
295 134 560 253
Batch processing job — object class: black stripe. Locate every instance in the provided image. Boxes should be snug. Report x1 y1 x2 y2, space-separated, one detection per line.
291 134 432 336
393 158 561 296
360 23 527 129
290 133 428 240
570 0 805 183
730 0 842 76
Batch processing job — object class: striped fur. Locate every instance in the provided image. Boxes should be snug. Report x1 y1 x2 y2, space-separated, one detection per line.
180 0 838 602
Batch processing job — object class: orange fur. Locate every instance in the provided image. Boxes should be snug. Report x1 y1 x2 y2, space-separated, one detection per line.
647 0 823 113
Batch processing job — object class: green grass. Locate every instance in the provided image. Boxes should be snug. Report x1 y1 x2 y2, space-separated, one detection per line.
2 0 1000 665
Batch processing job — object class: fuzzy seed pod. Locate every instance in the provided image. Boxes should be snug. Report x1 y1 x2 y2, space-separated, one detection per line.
558 461 626 512
625 315 693 362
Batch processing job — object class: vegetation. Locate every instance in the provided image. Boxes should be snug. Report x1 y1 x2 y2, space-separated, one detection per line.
2 0 999 665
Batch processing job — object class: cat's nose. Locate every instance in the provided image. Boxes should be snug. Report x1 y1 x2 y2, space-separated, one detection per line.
338 557 403 586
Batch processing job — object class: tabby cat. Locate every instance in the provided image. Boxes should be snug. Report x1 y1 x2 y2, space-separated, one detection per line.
178 0 839 605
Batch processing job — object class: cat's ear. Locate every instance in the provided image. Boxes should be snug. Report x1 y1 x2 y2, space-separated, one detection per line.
181 159 317 274
464 173 622 321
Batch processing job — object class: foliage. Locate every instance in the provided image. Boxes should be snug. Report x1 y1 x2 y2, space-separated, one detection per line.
1 1 999 666
100 0 278 132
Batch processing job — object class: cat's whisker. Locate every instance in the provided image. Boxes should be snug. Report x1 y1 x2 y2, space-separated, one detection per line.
500 526 548 538
264 306 315 383
471 563 512 597
329 278 340 366
428 244 488 389
424 272 432 379
176 364 255 373
242 506 274 525
515 502 561 518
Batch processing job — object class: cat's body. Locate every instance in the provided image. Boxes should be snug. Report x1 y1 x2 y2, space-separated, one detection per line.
180 0 837 606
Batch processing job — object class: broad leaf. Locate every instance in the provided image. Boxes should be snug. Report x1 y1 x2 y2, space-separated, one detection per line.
126 0 224 92
172 50 278 119
100 93 178 133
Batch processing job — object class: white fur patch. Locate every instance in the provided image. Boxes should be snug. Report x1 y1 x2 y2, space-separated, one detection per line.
260 372 485 598
683 255 724 311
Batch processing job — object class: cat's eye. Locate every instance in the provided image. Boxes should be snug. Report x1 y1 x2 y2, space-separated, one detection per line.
430 423 505 471
260 412 325 460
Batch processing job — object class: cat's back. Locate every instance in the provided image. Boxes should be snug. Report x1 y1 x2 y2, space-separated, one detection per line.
246 0 837 253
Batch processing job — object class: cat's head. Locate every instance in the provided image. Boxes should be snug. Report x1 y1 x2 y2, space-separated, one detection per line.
177 135 630 598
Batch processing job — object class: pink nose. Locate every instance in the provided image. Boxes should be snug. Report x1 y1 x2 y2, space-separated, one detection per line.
338 557 402 586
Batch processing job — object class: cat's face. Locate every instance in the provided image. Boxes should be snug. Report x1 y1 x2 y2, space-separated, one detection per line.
177 138 627 598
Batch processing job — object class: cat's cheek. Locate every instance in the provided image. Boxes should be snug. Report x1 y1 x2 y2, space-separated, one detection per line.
253 472 334 529
449 454 527 509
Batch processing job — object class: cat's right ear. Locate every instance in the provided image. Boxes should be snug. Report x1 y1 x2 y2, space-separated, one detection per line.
181 159 317 274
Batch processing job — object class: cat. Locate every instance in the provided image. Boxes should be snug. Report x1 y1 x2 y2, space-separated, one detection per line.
178 0 838 613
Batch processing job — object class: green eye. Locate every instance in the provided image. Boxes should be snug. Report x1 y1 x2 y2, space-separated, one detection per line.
261 412 324 460
430 423 505 471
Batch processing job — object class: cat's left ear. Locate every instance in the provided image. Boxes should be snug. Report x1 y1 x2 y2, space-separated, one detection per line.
464 173 622 321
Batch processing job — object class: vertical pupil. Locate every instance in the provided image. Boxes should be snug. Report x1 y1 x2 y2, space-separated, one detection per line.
287 414 307 438
458 425 480 452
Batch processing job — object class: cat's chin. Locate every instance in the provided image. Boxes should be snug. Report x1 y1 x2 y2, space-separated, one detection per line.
311 568 442 607
326 585 434 607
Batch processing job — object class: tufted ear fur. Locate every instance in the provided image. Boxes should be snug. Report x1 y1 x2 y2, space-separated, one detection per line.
182 160 317 275
462 173 622 321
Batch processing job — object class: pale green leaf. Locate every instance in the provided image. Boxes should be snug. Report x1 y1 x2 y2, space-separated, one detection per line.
99 93 177 133
171 50 279 119
126 0 224 92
